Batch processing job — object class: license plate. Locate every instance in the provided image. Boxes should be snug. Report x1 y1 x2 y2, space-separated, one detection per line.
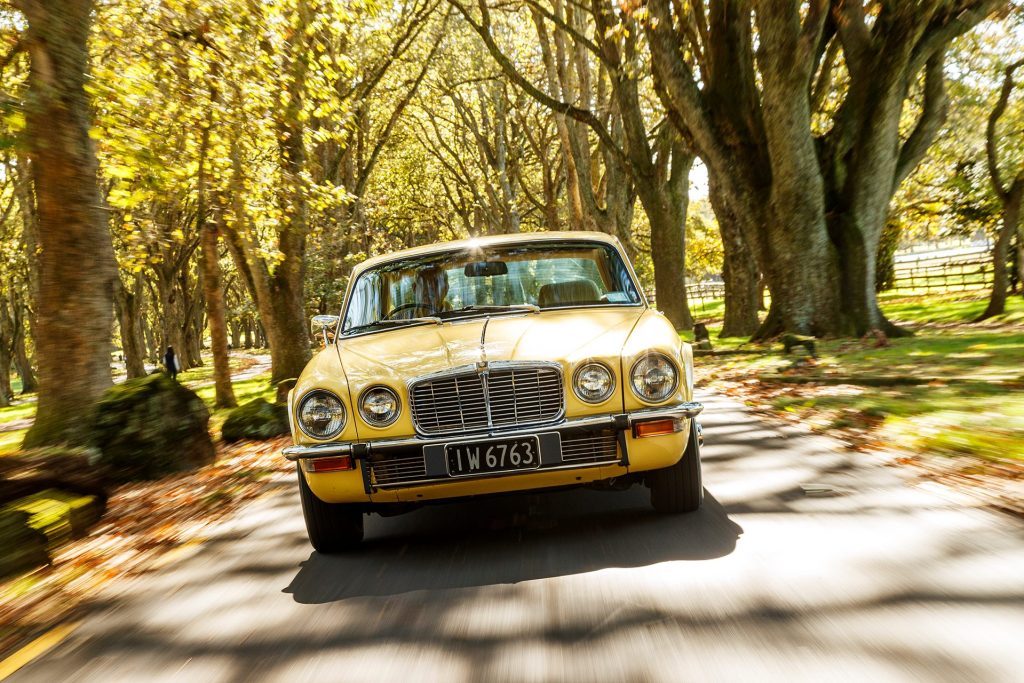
445 436 541 477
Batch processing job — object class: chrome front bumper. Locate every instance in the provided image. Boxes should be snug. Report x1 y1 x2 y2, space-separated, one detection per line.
283 402 704 461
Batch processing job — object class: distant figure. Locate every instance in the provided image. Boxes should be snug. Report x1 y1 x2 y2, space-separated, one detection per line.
164 346 180 381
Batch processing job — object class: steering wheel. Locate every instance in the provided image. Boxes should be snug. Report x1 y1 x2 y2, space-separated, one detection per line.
383 302 437 320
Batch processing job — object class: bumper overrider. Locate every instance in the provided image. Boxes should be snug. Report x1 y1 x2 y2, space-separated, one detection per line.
284 402 703 492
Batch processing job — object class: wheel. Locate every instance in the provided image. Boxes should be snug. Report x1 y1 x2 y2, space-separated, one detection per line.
648 420 704 513
296 464 364 552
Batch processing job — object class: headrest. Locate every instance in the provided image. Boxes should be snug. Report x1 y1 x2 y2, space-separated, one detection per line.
537 280 601 308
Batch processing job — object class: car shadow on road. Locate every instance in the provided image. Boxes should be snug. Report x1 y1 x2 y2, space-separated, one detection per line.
285 487 742 603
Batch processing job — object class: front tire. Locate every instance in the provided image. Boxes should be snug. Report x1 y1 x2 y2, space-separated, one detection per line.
296 464 364 552
648 420 703 513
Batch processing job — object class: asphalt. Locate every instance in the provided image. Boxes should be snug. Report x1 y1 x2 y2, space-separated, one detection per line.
9 392 1024 682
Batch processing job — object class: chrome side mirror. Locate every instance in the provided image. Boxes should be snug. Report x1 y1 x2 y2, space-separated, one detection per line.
311 315 339 347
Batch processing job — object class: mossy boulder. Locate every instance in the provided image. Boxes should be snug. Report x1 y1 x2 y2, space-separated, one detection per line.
221 398 289 442
0 508 48 577
90 373 215 482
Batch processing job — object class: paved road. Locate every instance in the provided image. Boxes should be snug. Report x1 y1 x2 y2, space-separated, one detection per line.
11 393 1024 682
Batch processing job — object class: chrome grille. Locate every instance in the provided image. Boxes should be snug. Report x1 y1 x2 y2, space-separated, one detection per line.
371 454 427 486
410 364 564 435
560 431 618 464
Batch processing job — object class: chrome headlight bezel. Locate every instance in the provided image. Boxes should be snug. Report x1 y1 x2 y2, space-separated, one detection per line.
296 389 347 440
572 361 616 404
629 353 679 404
358 385 401 427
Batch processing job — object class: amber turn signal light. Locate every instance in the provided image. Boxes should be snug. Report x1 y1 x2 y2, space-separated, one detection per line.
304 455 355 473
632 418 684 438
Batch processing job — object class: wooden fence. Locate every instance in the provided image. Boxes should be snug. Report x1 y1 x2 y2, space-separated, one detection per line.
885 254 993 293
646 282 725 316
648 245 994 315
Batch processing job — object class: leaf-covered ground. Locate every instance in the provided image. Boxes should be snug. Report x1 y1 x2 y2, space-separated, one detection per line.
692 291 1024 515
0 437 292 660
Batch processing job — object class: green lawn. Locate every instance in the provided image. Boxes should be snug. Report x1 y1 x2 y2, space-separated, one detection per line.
696 291 1024 463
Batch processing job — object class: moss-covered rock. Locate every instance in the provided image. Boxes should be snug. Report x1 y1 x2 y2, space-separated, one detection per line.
4 488 102 546
221 398 289 442
0 508 49 577
90 373 215 482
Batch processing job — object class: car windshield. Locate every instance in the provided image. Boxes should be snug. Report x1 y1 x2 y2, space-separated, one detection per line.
341 241 642 335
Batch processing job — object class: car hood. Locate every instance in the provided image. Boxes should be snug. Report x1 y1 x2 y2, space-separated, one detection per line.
336 307 646 387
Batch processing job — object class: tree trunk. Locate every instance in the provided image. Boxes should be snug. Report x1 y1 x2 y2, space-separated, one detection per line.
19 0 118 447
0 295 14 406
641 146 693 331
243 319 254 349
709 185 760 338
229 321 241 349
978 191 1021 321
11 292 38 393
202 213 237 408
1016 228 1024 297
115 275 148 379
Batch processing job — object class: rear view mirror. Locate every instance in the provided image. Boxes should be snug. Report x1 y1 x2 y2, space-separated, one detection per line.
464 261 508 277
311 315 339 347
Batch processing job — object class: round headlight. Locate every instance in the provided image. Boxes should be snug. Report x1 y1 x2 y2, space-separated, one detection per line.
358 386 401 427
630 353 678 403
573 362 615 403
297 390 346 439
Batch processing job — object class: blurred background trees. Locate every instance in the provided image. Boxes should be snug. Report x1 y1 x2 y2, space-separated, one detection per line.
0 0 1021 447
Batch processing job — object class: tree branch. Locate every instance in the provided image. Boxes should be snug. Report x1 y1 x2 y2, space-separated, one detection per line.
354 12 449 196
986 57 1024 201
830 0 872 78
893 50 950 192
446 0 624 160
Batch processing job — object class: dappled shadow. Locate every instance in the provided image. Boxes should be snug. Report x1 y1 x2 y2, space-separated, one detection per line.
285 487 741 602
10 391 1024 682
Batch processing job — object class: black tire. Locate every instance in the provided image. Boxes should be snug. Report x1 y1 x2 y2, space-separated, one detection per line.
296 464 364 552
648 420 703 513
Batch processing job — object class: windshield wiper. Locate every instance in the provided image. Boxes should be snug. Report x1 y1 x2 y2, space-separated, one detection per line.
342 316 441 336
444 304 540 317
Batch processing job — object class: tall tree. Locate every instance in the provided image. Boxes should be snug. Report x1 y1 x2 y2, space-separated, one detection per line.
451 0 697 330
643 0 1004 338
17 0 118 447
980 56 1024 319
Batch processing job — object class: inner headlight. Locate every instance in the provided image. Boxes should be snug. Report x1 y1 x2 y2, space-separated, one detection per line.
297 390 346 439
573 362 615 403
358 386 401 427
630 354 678 403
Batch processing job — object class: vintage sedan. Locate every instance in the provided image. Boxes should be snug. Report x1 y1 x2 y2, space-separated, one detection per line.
284 232 703 552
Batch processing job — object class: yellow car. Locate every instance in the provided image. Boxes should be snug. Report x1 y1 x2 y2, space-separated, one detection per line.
285 232 703 552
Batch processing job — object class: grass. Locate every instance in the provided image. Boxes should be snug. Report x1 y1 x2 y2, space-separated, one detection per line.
696 290 1024 463
194 373 277 438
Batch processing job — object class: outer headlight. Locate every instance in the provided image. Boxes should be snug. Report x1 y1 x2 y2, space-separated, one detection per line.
573 362 615 403
358 386 401 427
630 353 678 403
297 390 346 439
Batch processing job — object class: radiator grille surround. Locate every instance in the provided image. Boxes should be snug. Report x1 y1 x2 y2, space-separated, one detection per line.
409 362 565 436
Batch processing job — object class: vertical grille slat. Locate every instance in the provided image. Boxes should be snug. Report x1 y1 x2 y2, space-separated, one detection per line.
410 363 564 435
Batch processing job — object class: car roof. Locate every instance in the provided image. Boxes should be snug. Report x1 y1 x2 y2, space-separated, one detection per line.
351 231 625 277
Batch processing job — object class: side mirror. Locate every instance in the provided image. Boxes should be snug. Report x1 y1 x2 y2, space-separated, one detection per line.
311 315 339 347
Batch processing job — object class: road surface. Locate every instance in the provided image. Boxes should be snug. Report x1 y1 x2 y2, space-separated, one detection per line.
9 392 1024 682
